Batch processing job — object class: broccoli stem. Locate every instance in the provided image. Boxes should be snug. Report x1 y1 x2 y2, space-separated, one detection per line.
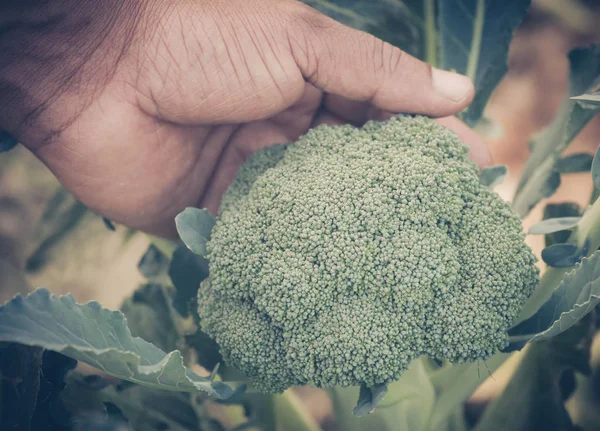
328 359 444 431
273 391 321 431
248 391 320 431
516 194 600 323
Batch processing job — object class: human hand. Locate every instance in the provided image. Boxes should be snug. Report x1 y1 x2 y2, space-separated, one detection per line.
0 0 489 236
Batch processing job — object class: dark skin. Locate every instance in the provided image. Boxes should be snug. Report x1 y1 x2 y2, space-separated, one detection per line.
0 0 489 236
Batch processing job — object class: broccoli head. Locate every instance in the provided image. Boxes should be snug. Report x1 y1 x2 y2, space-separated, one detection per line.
197 115 539 393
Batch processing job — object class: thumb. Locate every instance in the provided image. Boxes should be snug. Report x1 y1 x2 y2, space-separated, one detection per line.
288 6 474 117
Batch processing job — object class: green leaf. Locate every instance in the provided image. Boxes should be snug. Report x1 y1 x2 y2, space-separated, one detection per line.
541 243 587 268
508 251 600 346
0 343 44 430
438 0 531 126
0 130 18 152
542 203 582 247
555 153 594 173
0 289 236 399
175 208 216 258
513 45 600 217
0 345 77 431
528 217 581 235
353 383 388 416
479 165 507 188
168 244 209 317
300 0 426 59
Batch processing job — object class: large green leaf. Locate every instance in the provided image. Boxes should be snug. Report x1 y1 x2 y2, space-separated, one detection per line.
0 345 78 431
508 250 600 348
437 0 531 126
0 289 235 399
513 45 600 217
301 0 426 59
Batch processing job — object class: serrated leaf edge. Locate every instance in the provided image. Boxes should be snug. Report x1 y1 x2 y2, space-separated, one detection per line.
0 288 232 398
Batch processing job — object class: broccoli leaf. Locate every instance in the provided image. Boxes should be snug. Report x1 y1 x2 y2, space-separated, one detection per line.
508 250 600 348
300 0 426 59
555 153 593 173
479 165 508 188
528 217 581 235
513 45 600 217
0 345 78 431
437 0 531 126
353 383 388 416
175 208 216 258
0 130 18 152
168 244 209 317
541 243 588 268
0 289 236 399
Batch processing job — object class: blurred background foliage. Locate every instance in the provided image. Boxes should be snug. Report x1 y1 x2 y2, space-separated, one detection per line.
2 0 600 429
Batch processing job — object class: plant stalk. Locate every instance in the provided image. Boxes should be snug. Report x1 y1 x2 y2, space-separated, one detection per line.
466 0 485 82
274 391 321 431
424 0 437 66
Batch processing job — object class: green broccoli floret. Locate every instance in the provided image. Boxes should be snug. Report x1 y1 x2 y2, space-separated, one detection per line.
197 115 539 393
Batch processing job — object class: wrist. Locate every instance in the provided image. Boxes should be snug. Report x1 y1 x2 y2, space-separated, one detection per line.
0 0 149 147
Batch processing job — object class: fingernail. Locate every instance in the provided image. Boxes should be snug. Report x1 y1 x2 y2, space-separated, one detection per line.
432 69 474 103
